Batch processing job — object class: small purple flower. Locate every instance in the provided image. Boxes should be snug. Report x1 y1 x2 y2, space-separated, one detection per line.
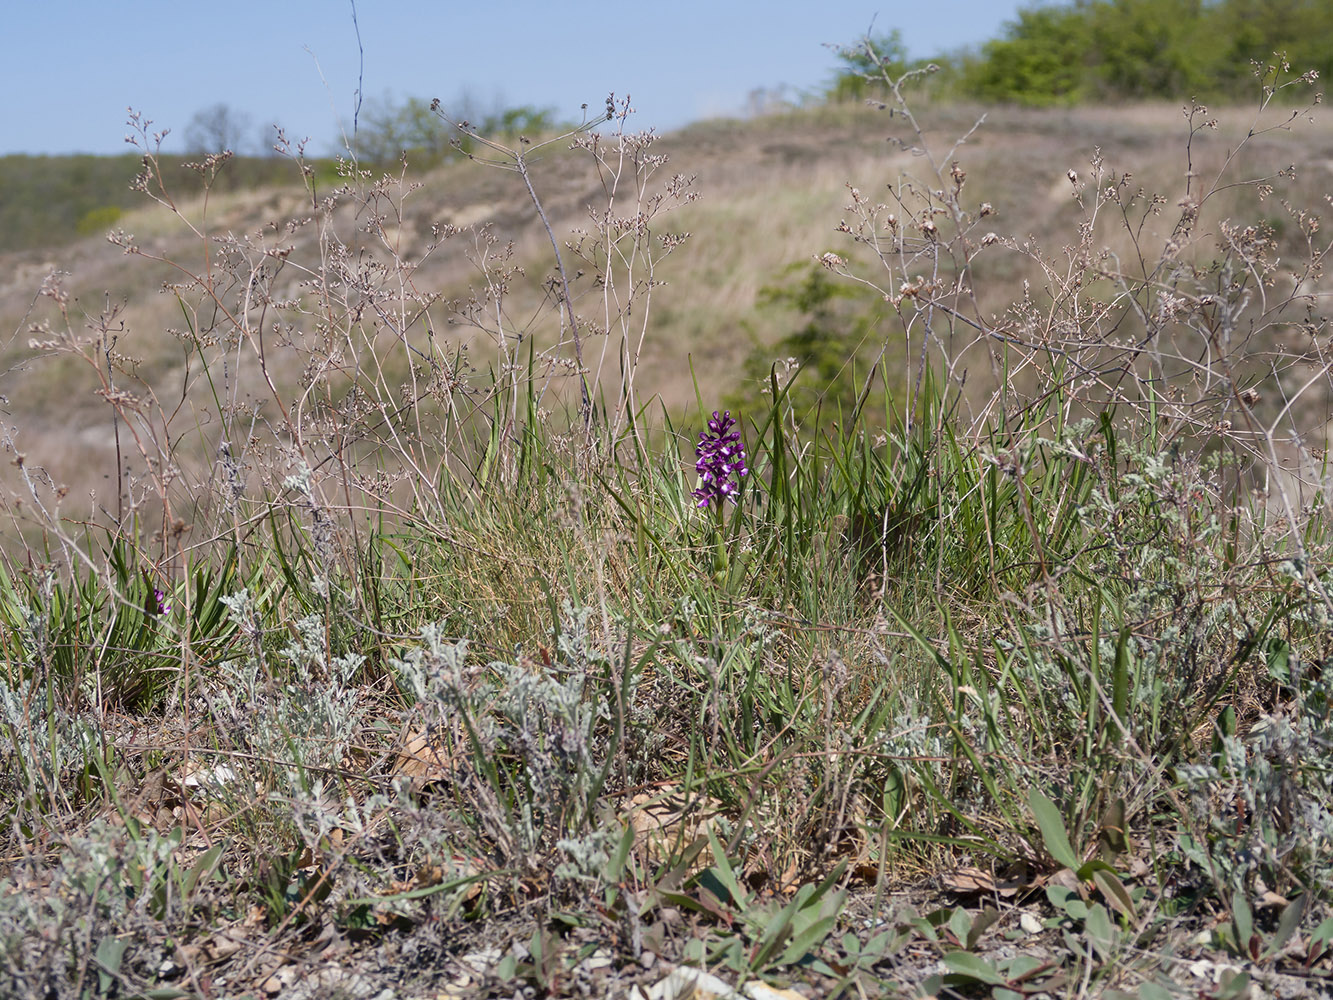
693 410 748 509
151 588 171 616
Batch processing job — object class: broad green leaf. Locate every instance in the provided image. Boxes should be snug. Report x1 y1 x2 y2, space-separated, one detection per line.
1112 625 1132 729
966 907 1001 950
1092 869 1135 922
1007 956 1045 977
752 888 807 968
947 907 972 946
670 884 733 924
1029 788 1080 870
602 822 635 885
778 904 844 968
1263 894 1305 960
1265 639 1290 684
95 936 127 994
1231 888 1253 950
1046 885 1088 921
1098 798 1129 856
942 950 1007 985
1075 857 1116 882
865 929 892 954
95 937 126 973
1311 914 1333 946
1215 970 1251 1000
1085 902 1117 958
703 826 748 913
182 841 225 897
1046 885 1076 907
760 868 847 969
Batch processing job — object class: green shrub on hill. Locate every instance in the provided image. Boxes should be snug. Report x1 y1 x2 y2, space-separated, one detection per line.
961 0 1215 104
352 94 568 167
831 0 1333 106
0 152 303 252
74 205 123 237
727 263 894 432
0 154 140 252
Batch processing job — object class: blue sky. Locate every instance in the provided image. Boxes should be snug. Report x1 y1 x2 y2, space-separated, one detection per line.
7 1 1029 156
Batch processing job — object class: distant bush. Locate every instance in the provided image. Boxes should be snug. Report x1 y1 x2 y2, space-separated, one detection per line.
830 0 1333 106
182 102 256 155
826 30 917 102
727 263 892 430
350 93 568 167
74 205 122 237
0 152 333 253
0 154 140 252
0 96 565 254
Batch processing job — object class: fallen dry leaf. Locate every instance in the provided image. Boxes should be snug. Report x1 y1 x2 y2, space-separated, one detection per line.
940 864 1025 898
941 865 996 894
626 785 726 868
393 728 456 790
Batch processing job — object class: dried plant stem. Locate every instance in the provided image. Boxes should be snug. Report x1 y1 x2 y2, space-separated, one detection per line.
513 154 591 421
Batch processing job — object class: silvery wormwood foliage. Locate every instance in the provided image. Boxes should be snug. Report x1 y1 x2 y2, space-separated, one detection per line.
208 593 365 774
0 678 99 788
391 622 610 857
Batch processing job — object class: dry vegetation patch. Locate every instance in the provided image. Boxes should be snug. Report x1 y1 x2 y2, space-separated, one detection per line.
2 74 1332 997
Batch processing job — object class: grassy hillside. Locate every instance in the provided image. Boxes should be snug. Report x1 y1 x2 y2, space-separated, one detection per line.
0 152 324 253
2 79 1333 997
5 99 1331 512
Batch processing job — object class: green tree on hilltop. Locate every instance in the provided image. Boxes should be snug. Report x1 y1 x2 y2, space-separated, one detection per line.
962 4 1093 104
351 93 565 167
827 30 915 101
836 0 1333 107
1080 0 1211 100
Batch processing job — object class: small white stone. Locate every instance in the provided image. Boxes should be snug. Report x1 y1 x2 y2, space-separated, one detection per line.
649 967 739 999
580 948 614 971
744 983 808 1000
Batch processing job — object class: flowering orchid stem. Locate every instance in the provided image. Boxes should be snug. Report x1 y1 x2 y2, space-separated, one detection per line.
712 505 728 581
692 408 746 582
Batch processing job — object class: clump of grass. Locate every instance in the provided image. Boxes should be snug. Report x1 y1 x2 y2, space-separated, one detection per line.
0 41 1330 998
